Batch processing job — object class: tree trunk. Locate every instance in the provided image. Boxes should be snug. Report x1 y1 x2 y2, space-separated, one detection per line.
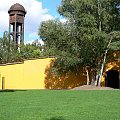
97 0 102 32
91 68 97 85
98 50 107 86
95 70 99 86
85 66 90 85
98 38 112 86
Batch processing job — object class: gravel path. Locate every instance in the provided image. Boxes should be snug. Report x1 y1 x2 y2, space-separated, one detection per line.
72 85 116 90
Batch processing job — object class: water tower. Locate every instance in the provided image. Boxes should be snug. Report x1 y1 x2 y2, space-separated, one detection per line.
8 3 27 49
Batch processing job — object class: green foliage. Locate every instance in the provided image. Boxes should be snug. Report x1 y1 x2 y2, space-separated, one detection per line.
20 40 43 59
80 31 108 67
52 51 81 75
42 48 56 57
32 49 42 57
58 0 120 32
38 20 70 53
38 0 120 84
0 31 44 64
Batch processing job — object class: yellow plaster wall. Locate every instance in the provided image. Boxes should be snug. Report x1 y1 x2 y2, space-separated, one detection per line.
44 66 87 89
0 58 53 89
0 58 87 90
1 57 118 90
101 60 120 86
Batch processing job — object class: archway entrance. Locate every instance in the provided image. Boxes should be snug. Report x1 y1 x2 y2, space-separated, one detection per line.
105 70 119 89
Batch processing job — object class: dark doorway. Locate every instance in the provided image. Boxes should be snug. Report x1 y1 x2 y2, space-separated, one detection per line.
105 70 119 89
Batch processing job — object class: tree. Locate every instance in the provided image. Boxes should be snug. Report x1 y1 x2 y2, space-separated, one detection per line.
20 40 43 59
39 0 120 86
98 31 120 86
38 0 120 85
58 0 120 85
0 32 44 63
38 20 76 57
0 31 10 63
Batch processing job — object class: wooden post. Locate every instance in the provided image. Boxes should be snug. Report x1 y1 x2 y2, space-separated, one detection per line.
2 77 5 91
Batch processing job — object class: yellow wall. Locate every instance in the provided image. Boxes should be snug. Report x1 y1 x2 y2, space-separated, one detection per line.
44 64 87 89
101 61 120 86
0 58 53 89
0 58 119 90
0 58 87 90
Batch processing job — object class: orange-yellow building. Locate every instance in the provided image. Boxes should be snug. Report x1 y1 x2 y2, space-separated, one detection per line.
0 58 119 90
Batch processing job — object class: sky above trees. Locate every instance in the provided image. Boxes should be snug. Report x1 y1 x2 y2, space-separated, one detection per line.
0 0 63 44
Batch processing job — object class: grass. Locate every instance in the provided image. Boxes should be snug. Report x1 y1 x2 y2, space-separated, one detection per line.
0 90 120 120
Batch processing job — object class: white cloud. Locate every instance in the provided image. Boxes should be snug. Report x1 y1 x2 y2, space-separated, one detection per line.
41 14 53 22
26 32 44 45
26 39 44 45
60 18 67 23
0 0 53 42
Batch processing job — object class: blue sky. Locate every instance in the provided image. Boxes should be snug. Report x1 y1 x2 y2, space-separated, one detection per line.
40 0 62 18
0 0 62 44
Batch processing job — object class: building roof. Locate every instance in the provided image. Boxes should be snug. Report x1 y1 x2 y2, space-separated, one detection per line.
8 3 26 14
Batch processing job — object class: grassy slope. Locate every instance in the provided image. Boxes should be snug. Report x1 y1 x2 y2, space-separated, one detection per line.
0 90 120 120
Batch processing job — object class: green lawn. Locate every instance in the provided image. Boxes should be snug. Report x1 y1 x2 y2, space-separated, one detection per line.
0 90 120 120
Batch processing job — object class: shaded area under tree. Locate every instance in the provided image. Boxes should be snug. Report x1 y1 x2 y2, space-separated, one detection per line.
44 61 88 89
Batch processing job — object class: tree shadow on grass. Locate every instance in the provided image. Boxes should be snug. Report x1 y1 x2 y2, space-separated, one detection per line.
0 89 27 92
45 116 65 120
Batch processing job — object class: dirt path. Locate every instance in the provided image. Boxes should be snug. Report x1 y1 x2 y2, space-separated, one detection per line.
72 85 116 90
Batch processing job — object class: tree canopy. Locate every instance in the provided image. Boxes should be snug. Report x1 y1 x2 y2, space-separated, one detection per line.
39 0 120 85
0 31 44 64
